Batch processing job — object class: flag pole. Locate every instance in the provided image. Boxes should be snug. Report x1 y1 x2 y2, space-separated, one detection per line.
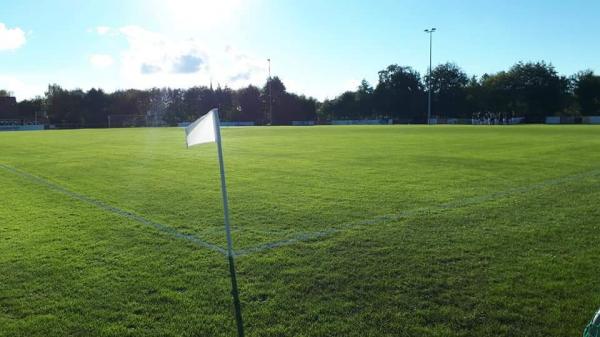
213 109 245 337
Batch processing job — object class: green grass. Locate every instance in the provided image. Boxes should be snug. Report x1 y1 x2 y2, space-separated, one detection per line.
1 125 599 336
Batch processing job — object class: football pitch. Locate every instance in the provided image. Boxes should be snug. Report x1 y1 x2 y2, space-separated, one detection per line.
1 125 599 336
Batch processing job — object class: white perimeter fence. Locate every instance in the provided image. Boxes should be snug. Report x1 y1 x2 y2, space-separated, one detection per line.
546 116 600 124
178 121 255 127
331 119 393 125
430 117 525 125
0 124 44 131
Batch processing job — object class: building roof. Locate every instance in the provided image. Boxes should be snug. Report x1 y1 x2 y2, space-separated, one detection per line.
0 96 18 119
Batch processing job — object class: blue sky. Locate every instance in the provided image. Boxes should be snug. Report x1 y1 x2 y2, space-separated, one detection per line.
1 0 599 100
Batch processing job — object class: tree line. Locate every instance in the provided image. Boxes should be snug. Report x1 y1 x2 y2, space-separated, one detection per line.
321 61 600 123
11 78 317 127
7 60 600 127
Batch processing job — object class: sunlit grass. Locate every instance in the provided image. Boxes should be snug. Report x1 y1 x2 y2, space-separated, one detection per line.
1 125 599 336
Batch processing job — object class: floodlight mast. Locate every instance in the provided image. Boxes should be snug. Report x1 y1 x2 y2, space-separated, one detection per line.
424 28 436 125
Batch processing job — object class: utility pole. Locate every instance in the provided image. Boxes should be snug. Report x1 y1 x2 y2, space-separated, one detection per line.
267 58 272 125
424 28 436 124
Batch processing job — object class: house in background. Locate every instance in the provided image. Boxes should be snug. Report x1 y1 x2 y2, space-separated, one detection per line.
0 96 18 120
0 96 44 130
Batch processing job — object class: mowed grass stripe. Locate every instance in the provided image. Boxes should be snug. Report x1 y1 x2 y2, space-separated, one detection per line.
3 161 599 258
234 175 600 337
0 163 227 255
238 167 600 255
0 171 236 337
2 126 599 250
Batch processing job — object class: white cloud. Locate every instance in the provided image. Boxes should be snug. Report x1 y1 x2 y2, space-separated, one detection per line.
89 54 115 68
0 76 45 100
95 26 111 35
0 23 26 51
116 25 209 88
106 25 266 91
222 45 267 86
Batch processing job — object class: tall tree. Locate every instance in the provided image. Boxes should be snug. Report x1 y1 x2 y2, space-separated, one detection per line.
573 70 600 116
82 88 109 127
508 62 567 120
356 79 375 118
163 88 185 125
262 76 286 124
45 84 85 127
427 63 469 118
17 97 45 121
374 65 425 120
183 86 216 121
214 86 235 121
478 62 569 121
234 85 262 122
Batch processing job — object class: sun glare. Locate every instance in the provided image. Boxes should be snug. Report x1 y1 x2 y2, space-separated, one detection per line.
154 0 243 30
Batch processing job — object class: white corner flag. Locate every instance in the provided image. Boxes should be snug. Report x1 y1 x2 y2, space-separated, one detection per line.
184 108 245 337
185 109 217 147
